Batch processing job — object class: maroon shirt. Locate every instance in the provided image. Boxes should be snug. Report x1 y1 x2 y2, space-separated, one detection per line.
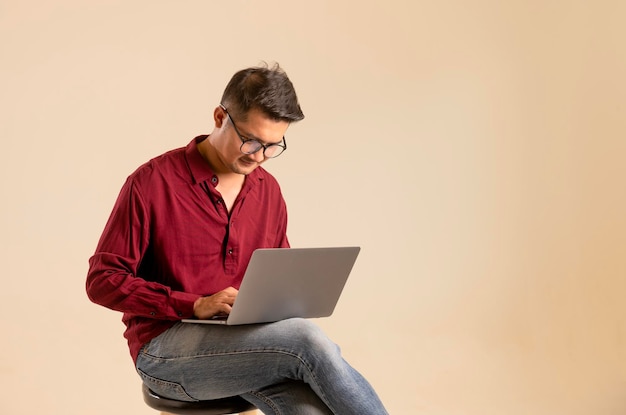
86 136 289 363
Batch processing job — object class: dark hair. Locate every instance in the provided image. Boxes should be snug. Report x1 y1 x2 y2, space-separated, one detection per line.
220 63 304 123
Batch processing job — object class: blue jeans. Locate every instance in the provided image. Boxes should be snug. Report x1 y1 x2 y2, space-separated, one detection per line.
136 318 388 415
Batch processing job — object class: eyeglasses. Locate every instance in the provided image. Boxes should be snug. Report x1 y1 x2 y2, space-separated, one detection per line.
221 106 287 159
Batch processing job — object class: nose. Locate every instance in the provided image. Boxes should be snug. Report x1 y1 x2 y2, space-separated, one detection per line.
250 148 266 162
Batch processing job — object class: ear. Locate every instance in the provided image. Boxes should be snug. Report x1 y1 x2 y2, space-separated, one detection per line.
213 105 227 128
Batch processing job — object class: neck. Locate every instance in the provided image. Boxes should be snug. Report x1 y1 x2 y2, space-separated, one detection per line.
197 135 237 178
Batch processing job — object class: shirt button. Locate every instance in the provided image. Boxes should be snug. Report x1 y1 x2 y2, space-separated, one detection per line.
150 311 156 316
228 248 233 255
211 176 218 184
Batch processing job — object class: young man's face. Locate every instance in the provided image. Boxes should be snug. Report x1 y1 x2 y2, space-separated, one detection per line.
215 106 289 176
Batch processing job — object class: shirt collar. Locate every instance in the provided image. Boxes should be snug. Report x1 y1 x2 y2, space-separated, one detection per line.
185 135 263 186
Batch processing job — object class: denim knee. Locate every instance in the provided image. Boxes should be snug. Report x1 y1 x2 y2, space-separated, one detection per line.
281 319 342 360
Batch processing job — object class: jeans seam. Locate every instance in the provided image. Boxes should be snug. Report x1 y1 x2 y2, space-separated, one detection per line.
246 390 282 415
140 348 332 411
137 368 199 401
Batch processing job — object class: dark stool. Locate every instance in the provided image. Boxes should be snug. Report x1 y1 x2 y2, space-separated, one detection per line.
142 383 257 415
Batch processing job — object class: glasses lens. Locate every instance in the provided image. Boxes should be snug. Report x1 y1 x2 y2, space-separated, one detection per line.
263 144 285 158
240 140 285 158
240 140 263 155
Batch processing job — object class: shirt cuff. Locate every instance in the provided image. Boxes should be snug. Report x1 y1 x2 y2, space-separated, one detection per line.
169 291 202 319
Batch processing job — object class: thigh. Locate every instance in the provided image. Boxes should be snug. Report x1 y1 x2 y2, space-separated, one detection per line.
140 318 335 361
136 319 337 401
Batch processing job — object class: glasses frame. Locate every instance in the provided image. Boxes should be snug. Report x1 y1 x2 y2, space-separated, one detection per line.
220 105 287 159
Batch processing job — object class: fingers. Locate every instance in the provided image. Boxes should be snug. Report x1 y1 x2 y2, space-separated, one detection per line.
192 287 239 320
219 286 239 301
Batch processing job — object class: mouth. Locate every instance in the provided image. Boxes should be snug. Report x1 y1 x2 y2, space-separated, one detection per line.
239 158 258 168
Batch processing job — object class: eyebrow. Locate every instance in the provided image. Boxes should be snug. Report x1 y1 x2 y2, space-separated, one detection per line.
236 125 283 146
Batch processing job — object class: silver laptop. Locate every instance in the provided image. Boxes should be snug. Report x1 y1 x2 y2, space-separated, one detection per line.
182 246 360 325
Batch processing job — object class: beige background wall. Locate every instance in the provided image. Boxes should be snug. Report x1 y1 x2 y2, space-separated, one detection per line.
1 1 625 414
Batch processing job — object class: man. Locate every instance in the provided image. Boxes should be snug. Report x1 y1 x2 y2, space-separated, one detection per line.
86 64 388 414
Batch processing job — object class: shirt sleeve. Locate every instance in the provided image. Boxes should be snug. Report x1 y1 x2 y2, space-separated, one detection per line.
276 197 290 248
86 177 199 320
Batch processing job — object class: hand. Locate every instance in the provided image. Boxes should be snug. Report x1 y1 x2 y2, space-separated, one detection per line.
193 287 238 320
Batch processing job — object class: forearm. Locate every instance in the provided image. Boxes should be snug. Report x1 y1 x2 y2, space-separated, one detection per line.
86 253 199 319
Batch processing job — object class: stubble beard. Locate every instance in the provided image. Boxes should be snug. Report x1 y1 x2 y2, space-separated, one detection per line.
230 157 260 175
